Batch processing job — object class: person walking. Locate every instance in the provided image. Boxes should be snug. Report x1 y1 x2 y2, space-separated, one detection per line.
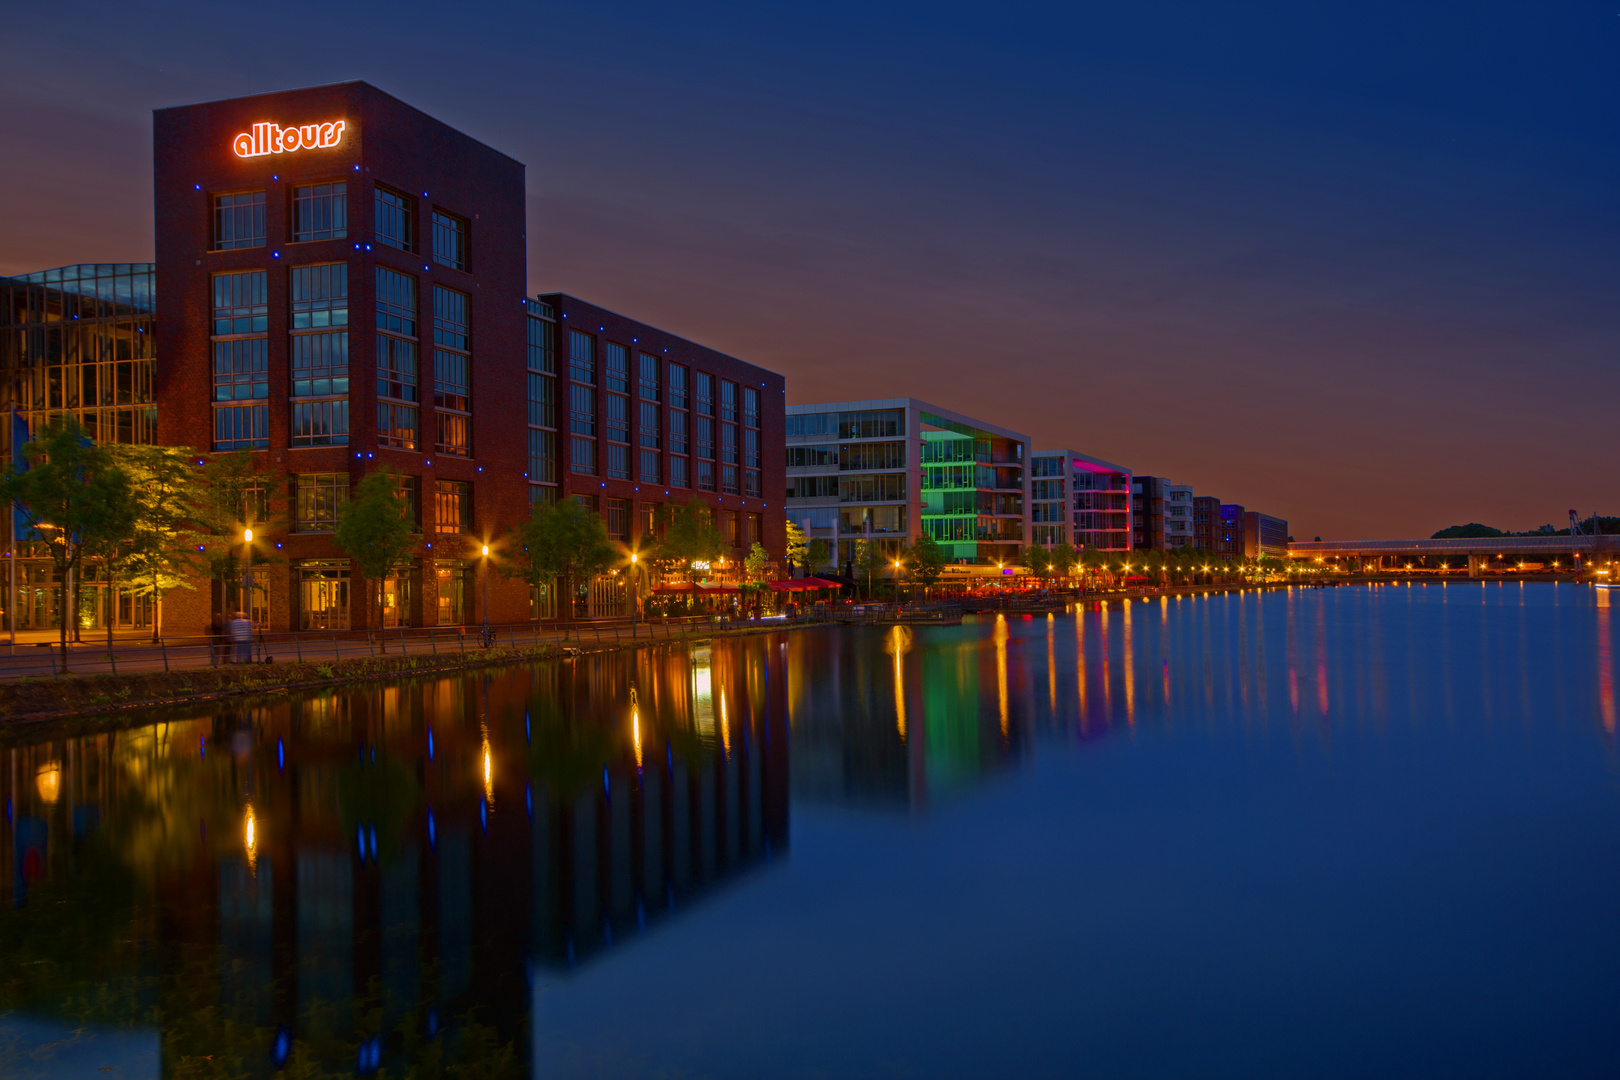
208 612 226 666
229 610 252 665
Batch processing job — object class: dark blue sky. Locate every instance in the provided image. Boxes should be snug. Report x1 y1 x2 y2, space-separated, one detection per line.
3 1 1615 538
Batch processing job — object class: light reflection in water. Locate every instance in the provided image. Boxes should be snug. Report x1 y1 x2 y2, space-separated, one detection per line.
2 586 1617 1078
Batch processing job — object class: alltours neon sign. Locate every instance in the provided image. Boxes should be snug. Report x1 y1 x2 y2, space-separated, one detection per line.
233 120 346 159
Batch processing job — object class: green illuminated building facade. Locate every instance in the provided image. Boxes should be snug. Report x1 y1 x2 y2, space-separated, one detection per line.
785 397 1029 573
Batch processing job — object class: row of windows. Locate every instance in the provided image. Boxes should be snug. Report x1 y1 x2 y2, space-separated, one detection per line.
583 495 762 547
286 473 471 533
212 398 471 454
563 329 758 423
212 185 469 270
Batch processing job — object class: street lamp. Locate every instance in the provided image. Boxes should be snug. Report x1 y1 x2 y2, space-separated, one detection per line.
630 551 640 634
239 527 254 626
480 544 490 646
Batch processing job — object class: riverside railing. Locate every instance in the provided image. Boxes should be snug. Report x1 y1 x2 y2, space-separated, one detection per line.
0 612 829 682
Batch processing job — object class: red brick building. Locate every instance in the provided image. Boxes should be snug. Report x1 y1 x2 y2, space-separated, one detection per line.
139 81 785 634
528 294 786 615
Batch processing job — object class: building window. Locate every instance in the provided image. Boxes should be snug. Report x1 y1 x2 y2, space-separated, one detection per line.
211 270 267 450
291 263 348 328
375 187 414 252
569 330 595 384
377 400 418 450
433 287 471 456
213 339 268 403
605 498 630 541
528 428 556 484
213 191 265 250
747 513 762 546
527 316 554 373
297 561 350 630
435 411 469 457
571 436 596 475
431 210 468 271
639 401 660 449
607 443 629 480
637 353 660 401
669 409 688 455
639 449 661 484
212 270 267 334
838 409 904 439
743 386 759 428
295 473 349 532
291 399 349 447
529 484 556 508
670 455 688 488
721 422 737 464
395 475 420 531
528 371 555 428
434 479 471 534
606 392 629 445
745 470 761 498
605 342 629 393
292 182 346 242
695 370 713 416
744 427 759 468
569 384 596 436
695 459 714 492
668 363 687 409
213 405 267 452
785 413 834 437
638 502 657 541
376 267 417 336
721 465 739 495
288 332 347 397
724 510 740 547
720 380 737 423
695 415 714 460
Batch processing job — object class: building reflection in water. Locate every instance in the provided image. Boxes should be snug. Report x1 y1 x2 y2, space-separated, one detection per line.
1 635 789 1077
3 585 1617 1076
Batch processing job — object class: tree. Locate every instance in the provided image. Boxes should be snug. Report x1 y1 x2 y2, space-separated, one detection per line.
0 419 140 669
1050 542 1079 586
105 445 200 642
503 497 617 626
807 537 831 574
908 532 946 590
333 468 416 650
656 500 725 582
1431 523 1504 540
854 539 887 599
190 451 282 620
1019 545 1052 585
784 520 809 577
743 541 770 615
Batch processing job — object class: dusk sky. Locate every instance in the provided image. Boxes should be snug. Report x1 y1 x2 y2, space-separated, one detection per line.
2 1 1615 540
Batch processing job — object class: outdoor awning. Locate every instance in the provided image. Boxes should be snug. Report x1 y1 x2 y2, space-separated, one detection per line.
796 576 844 589
697 582 740 594
650 582 698 593
767 579 827 591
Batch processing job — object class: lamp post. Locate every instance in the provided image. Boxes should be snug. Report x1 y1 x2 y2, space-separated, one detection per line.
240 527 254 621
480 544 490 646
630 551 639 635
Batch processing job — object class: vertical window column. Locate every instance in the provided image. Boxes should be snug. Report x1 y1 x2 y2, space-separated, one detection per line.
527 315 557 496
211 269 268 450
694 370 715 492
605 342 629 479
569 330 597 475
289 263 350 447
376 267 419 450
432 285 470 456
743 385 761 498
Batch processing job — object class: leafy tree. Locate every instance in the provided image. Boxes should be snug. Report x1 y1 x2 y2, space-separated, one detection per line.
807 536 831 574
105 445 200 642
1050 541 1079 584
0 419 139 667
1431 523 1504 539
854 538 888 599
908 532 946 589
190 451 282 619
784 520 810 576
503 497 617 625
333 468 415 649
656 500 725 582
1019 545 1052 584
744 541 769 582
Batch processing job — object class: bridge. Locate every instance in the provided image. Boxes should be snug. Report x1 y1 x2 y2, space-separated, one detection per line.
1288 535 1616 576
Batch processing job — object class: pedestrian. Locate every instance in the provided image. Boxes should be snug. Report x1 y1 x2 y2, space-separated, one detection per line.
208 612 226 665
229 610 252 665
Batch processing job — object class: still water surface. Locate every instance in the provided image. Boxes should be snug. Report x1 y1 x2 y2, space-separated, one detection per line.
3 583 1618 1078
